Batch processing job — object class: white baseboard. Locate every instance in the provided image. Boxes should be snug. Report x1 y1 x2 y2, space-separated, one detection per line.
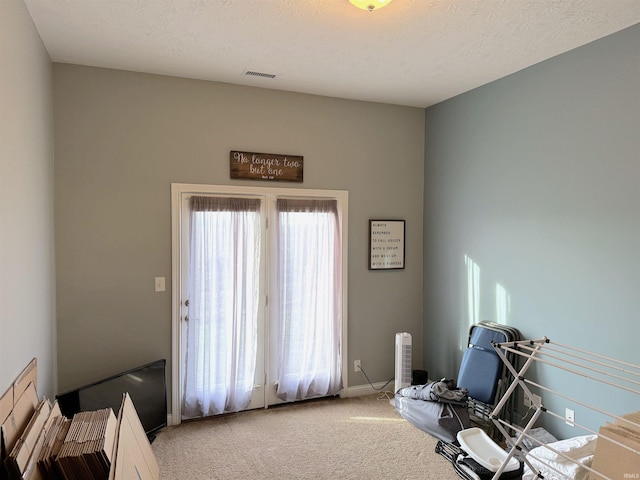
341 382 394 398
167 385 394 426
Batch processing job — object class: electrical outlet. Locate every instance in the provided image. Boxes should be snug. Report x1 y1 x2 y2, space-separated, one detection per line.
354 360 361 372
565 408 575 426
532 393 541 407
523 392 541 408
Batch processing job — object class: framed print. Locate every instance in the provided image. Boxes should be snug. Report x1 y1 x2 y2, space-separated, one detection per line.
369 219 405 270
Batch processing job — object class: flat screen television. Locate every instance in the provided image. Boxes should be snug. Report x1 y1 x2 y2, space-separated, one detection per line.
56 359 167 441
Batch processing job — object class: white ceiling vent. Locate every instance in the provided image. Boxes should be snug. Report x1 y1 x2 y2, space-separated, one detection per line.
244 70 277 79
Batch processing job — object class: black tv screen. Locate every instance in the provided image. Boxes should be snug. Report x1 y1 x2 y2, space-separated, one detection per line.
56 359 167 439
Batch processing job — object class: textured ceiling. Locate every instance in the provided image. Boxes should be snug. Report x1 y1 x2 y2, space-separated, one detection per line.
23 0 640 108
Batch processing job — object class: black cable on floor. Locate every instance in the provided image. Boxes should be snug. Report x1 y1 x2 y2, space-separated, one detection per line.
358 365 394 391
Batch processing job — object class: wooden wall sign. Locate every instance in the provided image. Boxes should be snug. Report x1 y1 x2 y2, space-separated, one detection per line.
230 150 303 182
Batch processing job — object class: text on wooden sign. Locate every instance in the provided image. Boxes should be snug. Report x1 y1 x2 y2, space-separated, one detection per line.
230 150 304 182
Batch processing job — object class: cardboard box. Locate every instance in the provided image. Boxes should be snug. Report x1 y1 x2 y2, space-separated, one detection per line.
19 402 63 480
55 408 117 480
12 360 37 403
6 400 51 477
1 359 48 480
50 394 158 480
590 420 640 480
4 402 61 480
108 393 159 480
0 386 13 427
617 411 640 432
1 383 38 459
2 360 158 480
35 415 71 479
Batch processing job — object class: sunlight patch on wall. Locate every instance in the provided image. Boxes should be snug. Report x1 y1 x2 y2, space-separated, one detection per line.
496 283 511 325
464 255 480 350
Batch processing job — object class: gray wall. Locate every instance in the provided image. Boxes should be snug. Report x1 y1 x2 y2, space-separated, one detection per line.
423 24 639 438
53 65 425 407
0 0 56 398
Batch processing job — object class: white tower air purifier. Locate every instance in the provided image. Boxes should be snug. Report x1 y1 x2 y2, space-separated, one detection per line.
394 332 412 395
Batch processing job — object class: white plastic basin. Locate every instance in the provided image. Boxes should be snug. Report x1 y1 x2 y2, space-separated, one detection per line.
457 427 520 473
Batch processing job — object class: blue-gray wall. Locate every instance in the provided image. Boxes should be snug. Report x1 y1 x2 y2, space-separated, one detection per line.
423 24 639 439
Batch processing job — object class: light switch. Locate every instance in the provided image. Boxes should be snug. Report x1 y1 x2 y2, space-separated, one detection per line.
154 276 166 292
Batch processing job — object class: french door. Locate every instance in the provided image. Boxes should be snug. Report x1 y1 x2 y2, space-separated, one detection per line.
171 184 348 423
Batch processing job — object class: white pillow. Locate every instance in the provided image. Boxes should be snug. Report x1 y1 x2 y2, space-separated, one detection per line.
522 435 597 480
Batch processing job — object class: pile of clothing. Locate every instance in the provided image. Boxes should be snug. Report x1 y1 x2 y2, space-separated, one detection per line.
394 379 470 443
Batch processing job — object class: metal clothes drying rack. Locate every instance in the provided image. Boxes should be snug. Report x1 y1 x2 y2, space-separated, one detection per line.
486 337 640 480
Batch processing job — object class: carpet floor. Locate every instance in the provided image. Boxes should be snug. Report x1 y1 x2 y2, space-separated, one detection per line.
151 394 461 479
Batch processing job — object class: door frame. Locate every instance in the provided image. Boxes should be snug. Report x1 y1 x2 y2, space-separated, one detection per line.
170 183 349 425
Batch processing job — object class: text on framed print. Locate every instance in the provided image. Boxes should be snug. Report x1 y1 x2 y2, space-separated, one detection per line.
369 219 405 270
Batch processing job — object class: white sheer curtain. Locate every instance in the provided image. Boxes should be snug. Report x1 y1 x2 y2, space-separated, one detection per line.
274 198 343 401
183 196 261 418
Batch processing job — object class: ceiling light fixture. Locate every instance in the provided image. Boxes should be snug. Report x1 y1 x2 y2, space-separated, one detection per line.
349 0 393 12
